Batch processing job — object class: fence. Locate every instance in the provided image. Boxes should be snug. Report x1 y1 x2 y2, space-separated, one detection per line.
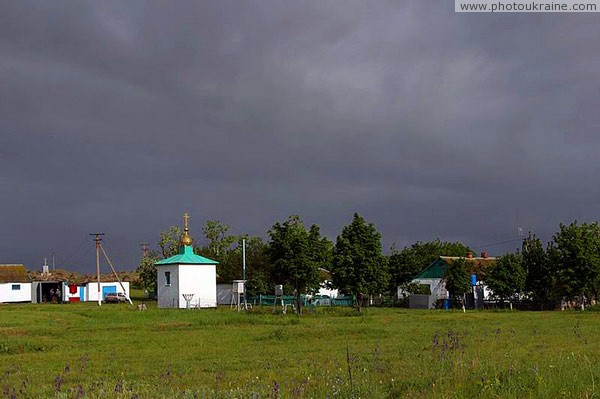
250 295 355 307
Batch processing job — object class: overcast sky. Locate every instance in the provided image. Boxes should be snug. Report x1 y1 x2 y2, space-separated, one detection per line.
1 1 599 273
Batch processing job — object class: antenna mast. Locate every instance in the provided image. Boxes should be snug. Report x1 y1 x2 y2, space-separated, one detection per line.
242 238 247 310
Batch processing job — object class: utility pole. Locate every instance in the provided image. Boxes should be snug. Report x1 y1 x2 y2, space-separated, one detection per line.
90 233 105 306
140 243 149 258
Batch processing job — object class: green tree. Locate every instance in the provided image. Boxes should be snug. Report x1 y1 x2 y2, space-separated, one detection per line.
210 235 274 295
551 221 600 305
331 213 389 311
159 226 183 258
202 220 237 258
136 250 160 295
268 215 321 314
522 233 555 309
308 224 334 279
243 236 273 296
485 252 526 306
195 220 239 283
388 239 472 291
444 258 471 310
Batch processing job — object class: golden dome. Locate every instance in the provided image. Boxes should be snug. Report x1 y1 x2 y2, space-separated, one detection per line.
181 212 193 246
181 232 193 246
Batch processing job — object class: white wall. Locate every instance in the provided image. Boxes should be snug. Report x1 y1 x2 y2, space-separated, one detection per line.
0 283 32 303
198 265 217 307
157 265 179 308
318 286 338 298
86 282 130 302
179 265 217 308
157 264 217 308
63 283 87 302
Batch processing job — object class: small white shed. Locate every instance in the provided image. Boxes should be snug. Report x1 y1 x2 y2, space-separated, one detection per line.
0 264 32 303
155 214 218 309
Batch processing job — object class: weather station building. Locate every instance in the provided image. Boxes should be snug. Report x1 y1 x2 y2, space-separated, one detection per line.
155 214 218 308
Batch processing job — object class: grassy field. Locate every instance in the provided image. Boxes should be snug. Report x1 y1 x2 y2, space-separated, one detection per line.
1 298 600 398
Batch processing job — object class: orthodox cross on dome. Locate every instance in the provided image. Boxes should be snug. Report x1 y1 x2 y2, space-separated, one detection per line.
181 212 193 246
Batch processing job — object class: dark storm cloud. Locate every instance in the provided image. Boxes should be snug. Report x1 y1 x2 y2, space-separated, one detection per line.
1 1 599 272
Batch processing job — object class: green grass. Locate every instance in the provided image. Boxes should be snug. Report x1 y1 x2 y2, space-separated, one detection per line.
1 303 599 398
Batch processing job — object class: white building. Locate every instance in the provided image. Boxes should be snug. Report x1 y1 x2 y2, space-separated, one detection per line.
85 281 130 302
155 214 218 309
0 264 32 303
406 254 496 309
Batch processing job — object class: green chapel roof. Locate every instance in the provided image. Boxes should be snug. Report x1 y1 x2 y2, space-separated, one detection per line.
155 245 218 266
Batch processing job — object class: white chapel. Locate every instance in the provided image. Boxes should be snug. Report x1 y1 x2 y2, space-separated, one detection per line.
155 214 218 308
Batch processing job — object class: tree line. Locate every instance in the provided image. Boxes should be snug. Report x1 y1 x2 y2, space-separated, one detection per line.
137 215 600 311
429 221 600 310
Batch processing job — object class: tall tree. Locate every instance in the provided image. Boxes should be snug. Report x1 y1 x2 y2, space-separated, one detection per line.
242 236 273 296
331 213 389 310
136 250 160 295
485 252 526 306
443 258 471 311
522 233 554 309
202 220 237 258
308 224 334 271
159 226 184 258
551 221 600 304
195 220 238 283
268 215 321 314
388 240 472 291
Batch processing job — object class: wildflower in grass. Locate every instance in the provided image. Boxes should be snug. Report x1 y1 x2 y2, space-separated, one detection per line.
78 354 90 371
20 377 28 393
54 375 63 391
270 380 280 399
114 379 123 393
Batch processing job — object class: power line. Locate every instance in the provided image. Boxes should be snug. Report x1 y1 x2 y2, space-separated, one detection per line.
472 237 523 249
58 235 90 268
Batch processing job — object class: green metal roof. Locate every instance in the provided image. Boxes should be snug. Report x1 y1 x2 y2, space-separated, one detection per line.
413 256 497 280
155 245 218 265
414 258 448 279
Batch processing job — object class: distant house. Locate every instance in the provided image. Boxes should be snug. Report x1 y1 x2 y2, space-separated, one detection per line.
0 264 31 303
30 269 131 303
84 281 130 303
155 214 218 309
407 253 496 309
